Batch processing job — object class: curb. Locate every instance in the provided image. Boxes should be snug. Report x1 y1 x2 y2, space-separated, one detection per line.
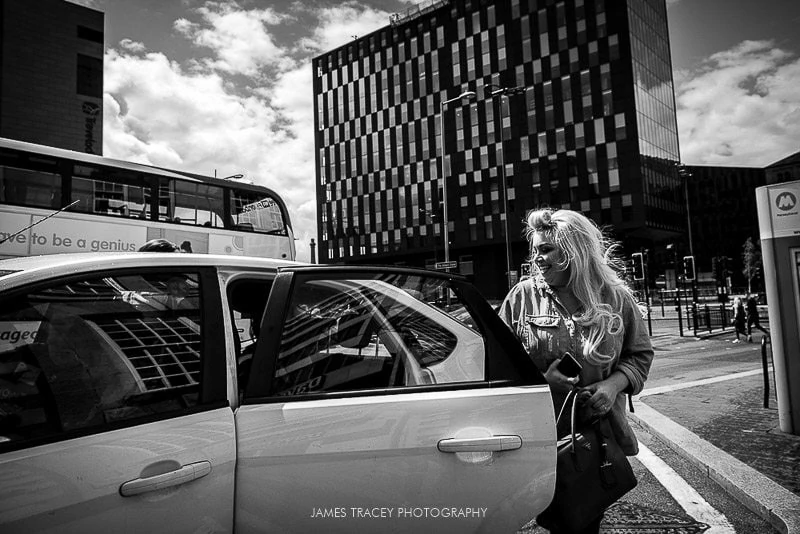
630 401 800 534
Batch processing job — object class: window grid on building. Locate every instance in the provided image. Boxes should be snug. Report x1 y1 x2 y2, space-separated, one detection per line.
313 0 682 291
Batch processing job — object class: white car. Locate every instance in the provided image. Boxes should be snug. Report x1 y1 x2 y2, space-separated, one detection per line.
0 253 556 533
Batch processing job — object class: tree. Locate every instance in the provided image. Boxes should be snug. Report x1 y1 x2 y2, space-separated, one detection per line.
741 237 762 294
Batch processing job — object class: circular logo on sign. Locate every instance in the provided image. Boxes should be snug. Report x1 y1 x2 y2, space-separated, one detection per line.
776 191 797 211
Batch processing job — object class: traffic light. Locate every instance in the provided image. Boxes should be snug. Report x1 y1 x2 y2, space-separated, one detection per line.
683 255 696 281
631 252 645 280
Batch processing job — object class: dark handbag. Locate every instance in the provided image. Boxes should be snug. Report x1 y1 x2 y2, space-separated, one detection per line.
537 388 637 532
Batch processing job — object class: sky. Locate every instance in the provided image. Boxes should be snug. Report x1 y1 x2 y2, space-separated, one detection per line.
67 0 800 261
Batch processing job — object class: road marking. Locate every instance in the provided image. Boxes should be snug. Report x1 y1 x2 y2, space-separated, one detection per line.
638 368 766 398
637 442 735 533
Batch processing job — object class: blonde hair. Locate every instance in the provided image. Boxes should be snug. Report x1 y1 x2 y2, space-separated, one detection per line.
525 208 637 366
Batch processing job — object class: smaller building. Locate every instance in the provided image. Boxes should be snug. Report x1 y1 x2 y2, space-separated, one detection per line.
684 165 765 290
0 0 104 154
766 150 800 185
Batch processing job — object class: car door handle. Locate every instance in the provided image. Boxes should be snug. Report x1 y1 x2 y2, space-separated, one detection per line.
119 461 212 497
437 435 522 453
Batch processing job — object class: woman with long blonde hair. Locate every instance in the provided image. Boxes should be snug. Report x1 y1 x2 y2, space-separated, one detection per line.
499 208 653 534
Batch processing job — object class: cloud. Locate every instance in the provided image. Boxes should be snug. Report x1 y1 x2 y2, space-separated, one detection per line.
99 1 411 261
100 2 386 262
297 2 391 53
174 2 296 77
119 39 147 53
675 40 800 167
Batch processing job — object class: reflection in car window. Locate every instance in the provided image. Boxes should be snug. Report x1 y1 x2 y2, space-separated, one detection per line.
0 272 202 449
272 274 485 397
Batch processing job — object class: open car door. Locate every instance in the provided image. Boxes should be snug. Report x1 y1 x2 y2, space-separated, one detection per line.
235 266 556 533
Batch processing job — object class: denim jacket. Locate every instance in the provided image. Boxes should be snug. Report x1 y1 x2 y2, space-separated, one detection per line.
499 278 654 455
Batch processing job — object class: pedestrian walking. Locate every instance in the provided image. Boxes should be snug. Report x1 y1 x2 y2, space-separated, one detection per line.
499 208 653 534
745 294 768 342
732 297 746 343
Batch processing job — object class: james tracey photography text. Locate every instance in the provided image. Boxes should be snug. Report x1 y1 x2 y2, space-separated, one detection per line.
310 507 489 519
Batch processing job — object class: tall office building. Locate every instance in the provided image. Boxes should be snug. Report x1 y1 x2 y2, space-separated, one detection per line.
313 0 682 299
0 0 104 154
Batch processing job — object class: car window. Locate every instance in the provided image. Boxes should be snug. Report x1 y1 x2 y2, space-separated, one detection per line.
271 273 485 397
0 272 203 449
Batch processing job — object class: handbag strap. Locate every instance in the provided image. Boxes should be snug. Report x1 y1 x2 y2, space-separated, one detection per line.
555 388 576 427
554 388 580 455
569 388 578 454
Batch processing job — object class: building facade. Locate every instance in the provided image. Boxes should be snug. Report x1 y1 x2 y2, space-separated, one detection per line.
312 0 683 299
0 0 104 154
680 153 800 294
683 164 766 291
766 150 800 185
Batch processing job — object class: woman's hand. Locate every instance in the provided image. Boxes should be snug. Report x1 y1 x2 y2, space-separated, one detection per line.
579 371 630 416
544 358 580 392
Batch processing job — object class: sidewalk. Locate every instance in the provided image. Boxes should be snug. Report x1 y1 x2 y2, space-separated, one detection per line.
632 334 800 534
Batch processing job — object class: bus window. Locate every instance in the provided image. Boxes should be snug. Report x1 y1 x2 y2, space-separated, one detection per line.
173 181 225 228
72 166 148 219
0 166 61 209
230 189 287 235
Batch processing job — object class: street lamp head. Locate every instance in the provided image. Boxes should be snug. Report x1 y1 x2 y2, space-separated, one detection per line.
485 84 528 98
442 91 477 107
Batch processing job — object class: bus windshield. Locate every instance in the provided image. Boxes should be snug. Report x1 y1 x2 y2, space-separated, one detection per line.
0 137 295 260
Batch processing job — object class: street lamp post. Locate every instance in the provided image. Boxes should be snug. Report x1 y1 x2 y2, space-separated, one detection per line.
439 91 477 271
486 84 526 290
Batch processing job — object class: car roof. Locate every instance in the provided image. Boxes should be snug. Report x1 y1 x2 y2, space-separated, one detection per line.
0 253 303 287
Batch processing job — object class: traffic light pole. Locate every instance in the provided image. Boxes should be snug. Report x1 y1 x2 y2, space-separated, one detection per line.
643 258 652 336
634 250 653 336
676 276 684 337
682 255 697 335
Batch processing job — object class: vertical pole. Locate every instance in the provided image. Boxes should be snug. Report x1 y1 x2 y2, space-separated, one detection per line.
495 95 514 291
439 103 449 271
762 336 770 409
643 249 652 336
680 165 698 308
676 284 684 337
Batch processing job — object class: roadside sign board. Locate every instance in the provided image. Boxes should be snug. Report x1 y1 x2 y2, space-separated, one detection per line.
434 261 458 270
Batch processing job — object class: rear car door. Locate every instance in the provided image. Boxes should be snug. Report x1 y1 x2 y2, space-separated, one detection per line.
235 267 556 533
0 267 235 533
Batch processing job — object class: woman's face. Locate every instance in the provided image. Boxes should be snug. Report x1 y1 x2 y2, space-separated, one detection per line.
531 231 570 288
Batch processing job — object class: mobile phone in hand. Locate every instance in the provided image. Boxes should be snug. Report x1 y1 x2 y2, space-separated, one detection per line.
556 352 582 378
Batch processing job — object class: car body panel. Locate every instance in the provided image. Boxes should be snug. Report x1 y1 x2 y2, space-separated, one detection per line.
0 408 236 534
235 387 555 534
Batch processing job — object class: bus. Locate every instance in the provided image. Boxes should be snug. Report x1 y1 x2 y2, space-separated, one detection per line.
0 137 295 260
